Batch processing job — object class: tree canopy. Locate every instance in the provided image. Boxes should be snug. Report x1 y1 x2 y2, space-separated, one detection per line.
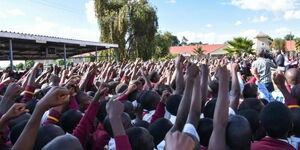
271 38 286 51
284 34 295 41
224 37 254 56
95 0 158 61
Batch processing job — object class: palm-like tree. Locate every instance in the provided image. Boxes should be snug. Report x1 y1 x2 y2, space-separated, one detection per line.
224 37 255 56
193 46 204 56
271 38 286 51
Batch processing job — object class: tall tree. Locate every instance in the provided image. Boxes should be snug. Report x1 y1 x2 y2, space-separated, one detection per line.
284 34 295 41
271 38 286 51
224 37 255 56
171 35 180 46
153 32 173 59
193 46 204 56
94 0 158 61
181 36 188 46
189 41 203 46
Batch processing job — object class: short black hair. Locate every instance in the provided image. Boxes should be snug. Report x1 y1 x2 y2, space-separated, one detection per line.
208 80 219 98
126 127 154 150
60 109 83 133
155 84 172 96
148 118 173 147
33 124 65 150
41 134 83 150
260 102 292 139
9 120 27 144
96 100 109 123
166 94 182 116
104 113 132 137
203 99 217 119
291 108 300 137
238 98 264 113
197 118 213 147
26 99 38 114
242 84 258 98
133 120 150 129
226 115 252 150
137 91 160 111
238 109 260 135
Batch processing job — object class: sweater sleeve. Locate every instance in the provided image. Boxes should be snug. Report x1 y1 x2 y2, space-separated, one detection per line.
150 102 165 123
117 94 128 102
43 109 61 125
73 101 100 147
246 77 256 84
285 98 300 109
85 74 95 91
68 96 80 110
20 86 36 103
92 124 110 150
115 135 132 150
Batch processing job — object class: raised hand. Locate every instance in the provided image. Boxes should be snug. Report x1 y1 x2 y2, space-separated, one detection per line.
37 86 70 111
4 83 22 99
2 103 29 121
273 72 286 88
106 100 124 118
175 55 185 69
126 84 138 95
161 90 171 104
165 131 195 150
186 63 200 79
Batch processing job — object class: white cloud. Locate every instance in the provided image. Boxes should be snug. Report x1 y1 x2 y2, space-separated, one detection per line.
274 27 290 36
251 15 268 22
166 0 176 3
231 0 296 12
7 9 25 16
235 20 242 26
0 11 6 19
85 0 97 24
206 24 212 28
284 10 300 19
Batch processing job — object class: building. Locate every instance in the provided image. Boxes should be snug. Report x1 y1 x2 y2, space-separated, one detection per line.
169 44 227 56
254 32 270 51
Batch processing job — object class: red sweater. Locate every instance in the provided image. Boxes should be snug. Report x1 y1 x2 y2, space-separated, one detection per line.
20 85 35 103
251 137 295 150
150 102 165 123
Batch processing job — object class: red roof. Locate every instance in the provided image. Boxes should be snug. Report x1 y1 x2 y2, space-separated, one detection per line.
285 40 296 51
169 44 225 55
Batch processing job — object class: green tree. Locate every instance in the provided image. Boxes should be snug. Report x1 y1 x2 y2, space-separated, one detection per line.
181 36 188 46
284 34 295 40
224 37 255 56
25 60 35 69
15 63 24 71
56 59 65 66
189 41 203 46
193 46 204 56
153 32 173 59
171 35 180 46
271 38 286 51
95 0 158 61
295 38 300 51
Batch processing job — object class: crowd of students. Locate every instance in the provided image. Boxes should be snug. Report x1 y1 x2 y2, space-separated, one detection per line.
0 49 299 150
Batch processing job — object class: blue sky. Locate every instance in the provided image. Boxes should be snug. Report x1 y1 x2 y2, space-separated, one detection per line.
1 0 300 44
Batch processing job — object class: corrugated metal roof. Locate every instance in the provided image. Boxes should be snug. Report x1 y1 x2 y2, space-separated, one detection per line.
0 30 118 48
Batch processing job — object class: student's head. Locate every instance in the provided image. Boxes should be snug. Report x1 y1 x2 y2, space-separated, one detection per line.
260 102 292 139
75 92 92 112
148 71 160 83
9 120 27 144
25 99 38 114
108 81 119 95
126 127 155 150
96 100 109 123
226 115 252 150
242 84 258 98
291 108 300 137
133 120 150 129
203 98 217 119
137 91 160 111
238 98 264 113
41 134 83 150
33 124 65 150
128 90 140 102
148 118 173 147
257 49 265 57
115 83 128 94
166 94 182 116
103 112 132 137
208 80 218 98
237 109 260 135
285 68 300 86
60 109 83 133
197 118 213 147
155 84 172 96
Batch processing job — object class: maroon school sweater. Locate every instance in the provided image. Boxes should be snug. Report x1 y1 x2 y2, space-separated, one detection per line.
251 137 296 150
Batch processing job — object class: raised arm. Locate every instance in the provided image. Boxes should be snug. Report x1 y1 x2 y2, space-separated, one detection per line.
12 87 70 150
0 83 22 115
208 65 230 150
170 63 199 132
106 100 132 150
229 63 241 111
200 61 209 103
186 69 201 127
174 55 185 95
